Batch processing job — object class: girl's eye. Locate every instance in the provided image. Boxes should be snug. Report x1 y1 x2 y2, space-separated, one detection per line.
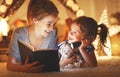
72 31 77 34
73 31 77 33
47 23 51 26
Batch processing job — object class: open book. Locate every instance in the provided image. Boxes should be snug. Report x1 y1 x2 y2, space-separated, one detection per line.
18 40 60 72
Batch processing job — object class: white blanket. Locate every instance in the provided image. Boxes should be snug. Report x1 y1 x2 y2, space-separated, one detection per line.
0 56 120 77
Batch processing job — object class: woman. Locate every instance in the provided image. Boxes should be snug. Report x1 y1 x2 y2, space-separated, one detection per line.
7 0 59 73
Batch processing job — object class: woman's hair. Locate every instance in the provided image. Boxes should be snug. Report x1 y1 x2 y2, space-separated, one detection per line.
72 16 108 47
27 0 58 23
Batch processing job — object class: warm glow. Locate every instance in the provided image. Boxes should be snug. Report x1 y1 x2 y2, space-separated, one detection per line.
0 31 2 42
98 9 112 56
0 18 10 36
76 9 84 17
14 19 27 28
72 4 79 11
5 0 13 5
0 5 7 13
66 0 74 8
98 9 109 26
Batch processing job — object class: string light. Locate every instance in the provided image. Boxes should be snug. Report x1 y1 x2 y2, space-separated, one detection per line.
66 0 74 7
0 0 25 18
76 9 84 17
72 3 79 11
58 0 84 17
0 5 7 13
0 18 10 36
5 0 13 5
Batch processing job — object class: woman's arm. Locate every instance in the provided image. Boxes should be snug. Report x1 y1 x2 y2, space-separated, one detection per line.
6 27 46 73
7 56 44 73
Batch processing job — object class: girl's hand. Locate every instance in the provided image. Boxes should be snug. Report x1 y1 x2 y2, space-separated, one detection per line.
78 39 97 67
22 56 44 73
60 56 76 67
79 39 91 51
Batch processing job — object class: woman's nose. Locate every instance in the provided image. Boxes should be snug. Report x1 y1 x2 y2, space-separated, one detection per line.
49 25 55 31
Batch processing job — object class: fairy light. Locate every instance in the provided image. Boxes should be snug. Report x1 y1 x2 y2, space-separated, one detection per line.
5 0 13 5
0 0 25 18
66 0 74 8
0 5 7 13
76 9 84 17
97 9 112 56
0 18 9 36
72 4 79 11
66 0 85 17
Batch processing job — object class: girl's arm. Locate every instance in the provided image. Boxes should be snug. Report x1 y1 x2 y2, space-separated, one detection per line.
79 39 97 67
59 56 76 67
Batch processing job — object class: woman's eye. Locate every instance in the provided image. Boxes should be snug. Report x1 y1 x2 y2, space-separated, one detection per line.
47 24 51 27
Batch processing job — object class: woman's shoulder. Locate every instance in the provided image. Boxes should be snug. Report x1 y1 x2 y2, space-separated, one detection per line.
14 26 29 33
12 26 29 38
12 26 29 42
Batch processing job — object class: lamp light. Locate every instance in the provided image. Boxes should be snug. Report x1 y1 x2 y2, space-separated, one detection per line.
0 5 7 13
5 0 13 5
0 18 10 36
76 9 84 17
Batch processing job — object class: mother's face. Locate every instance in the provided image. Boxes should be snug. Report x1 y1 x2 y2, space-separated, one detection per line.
34 15 58 37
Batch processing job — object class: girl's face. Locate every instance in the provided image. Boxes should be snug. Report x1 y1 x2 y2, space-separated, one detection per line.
34 15 58 37
68 23 85 43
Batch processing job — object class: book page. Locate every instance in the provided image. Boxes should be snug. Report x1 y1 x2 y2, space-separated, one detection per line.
18 40 34 51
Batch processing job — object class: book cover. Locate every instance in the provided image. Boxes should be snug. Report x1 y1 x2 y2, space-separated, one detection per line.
18 40 60 72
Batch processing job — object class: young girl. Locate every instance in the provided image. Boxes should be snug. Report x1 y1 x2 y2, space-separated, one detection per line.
58 16 108 68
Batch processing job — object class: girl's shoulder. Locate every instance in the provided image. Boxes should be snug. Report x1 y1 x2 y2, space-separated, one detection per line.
57 41 68 48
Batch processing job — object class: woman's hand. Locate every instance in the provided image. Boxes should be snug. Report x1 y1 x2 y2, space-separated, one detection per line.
7 56 44 73
60 56 76 67
22 56 44 73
